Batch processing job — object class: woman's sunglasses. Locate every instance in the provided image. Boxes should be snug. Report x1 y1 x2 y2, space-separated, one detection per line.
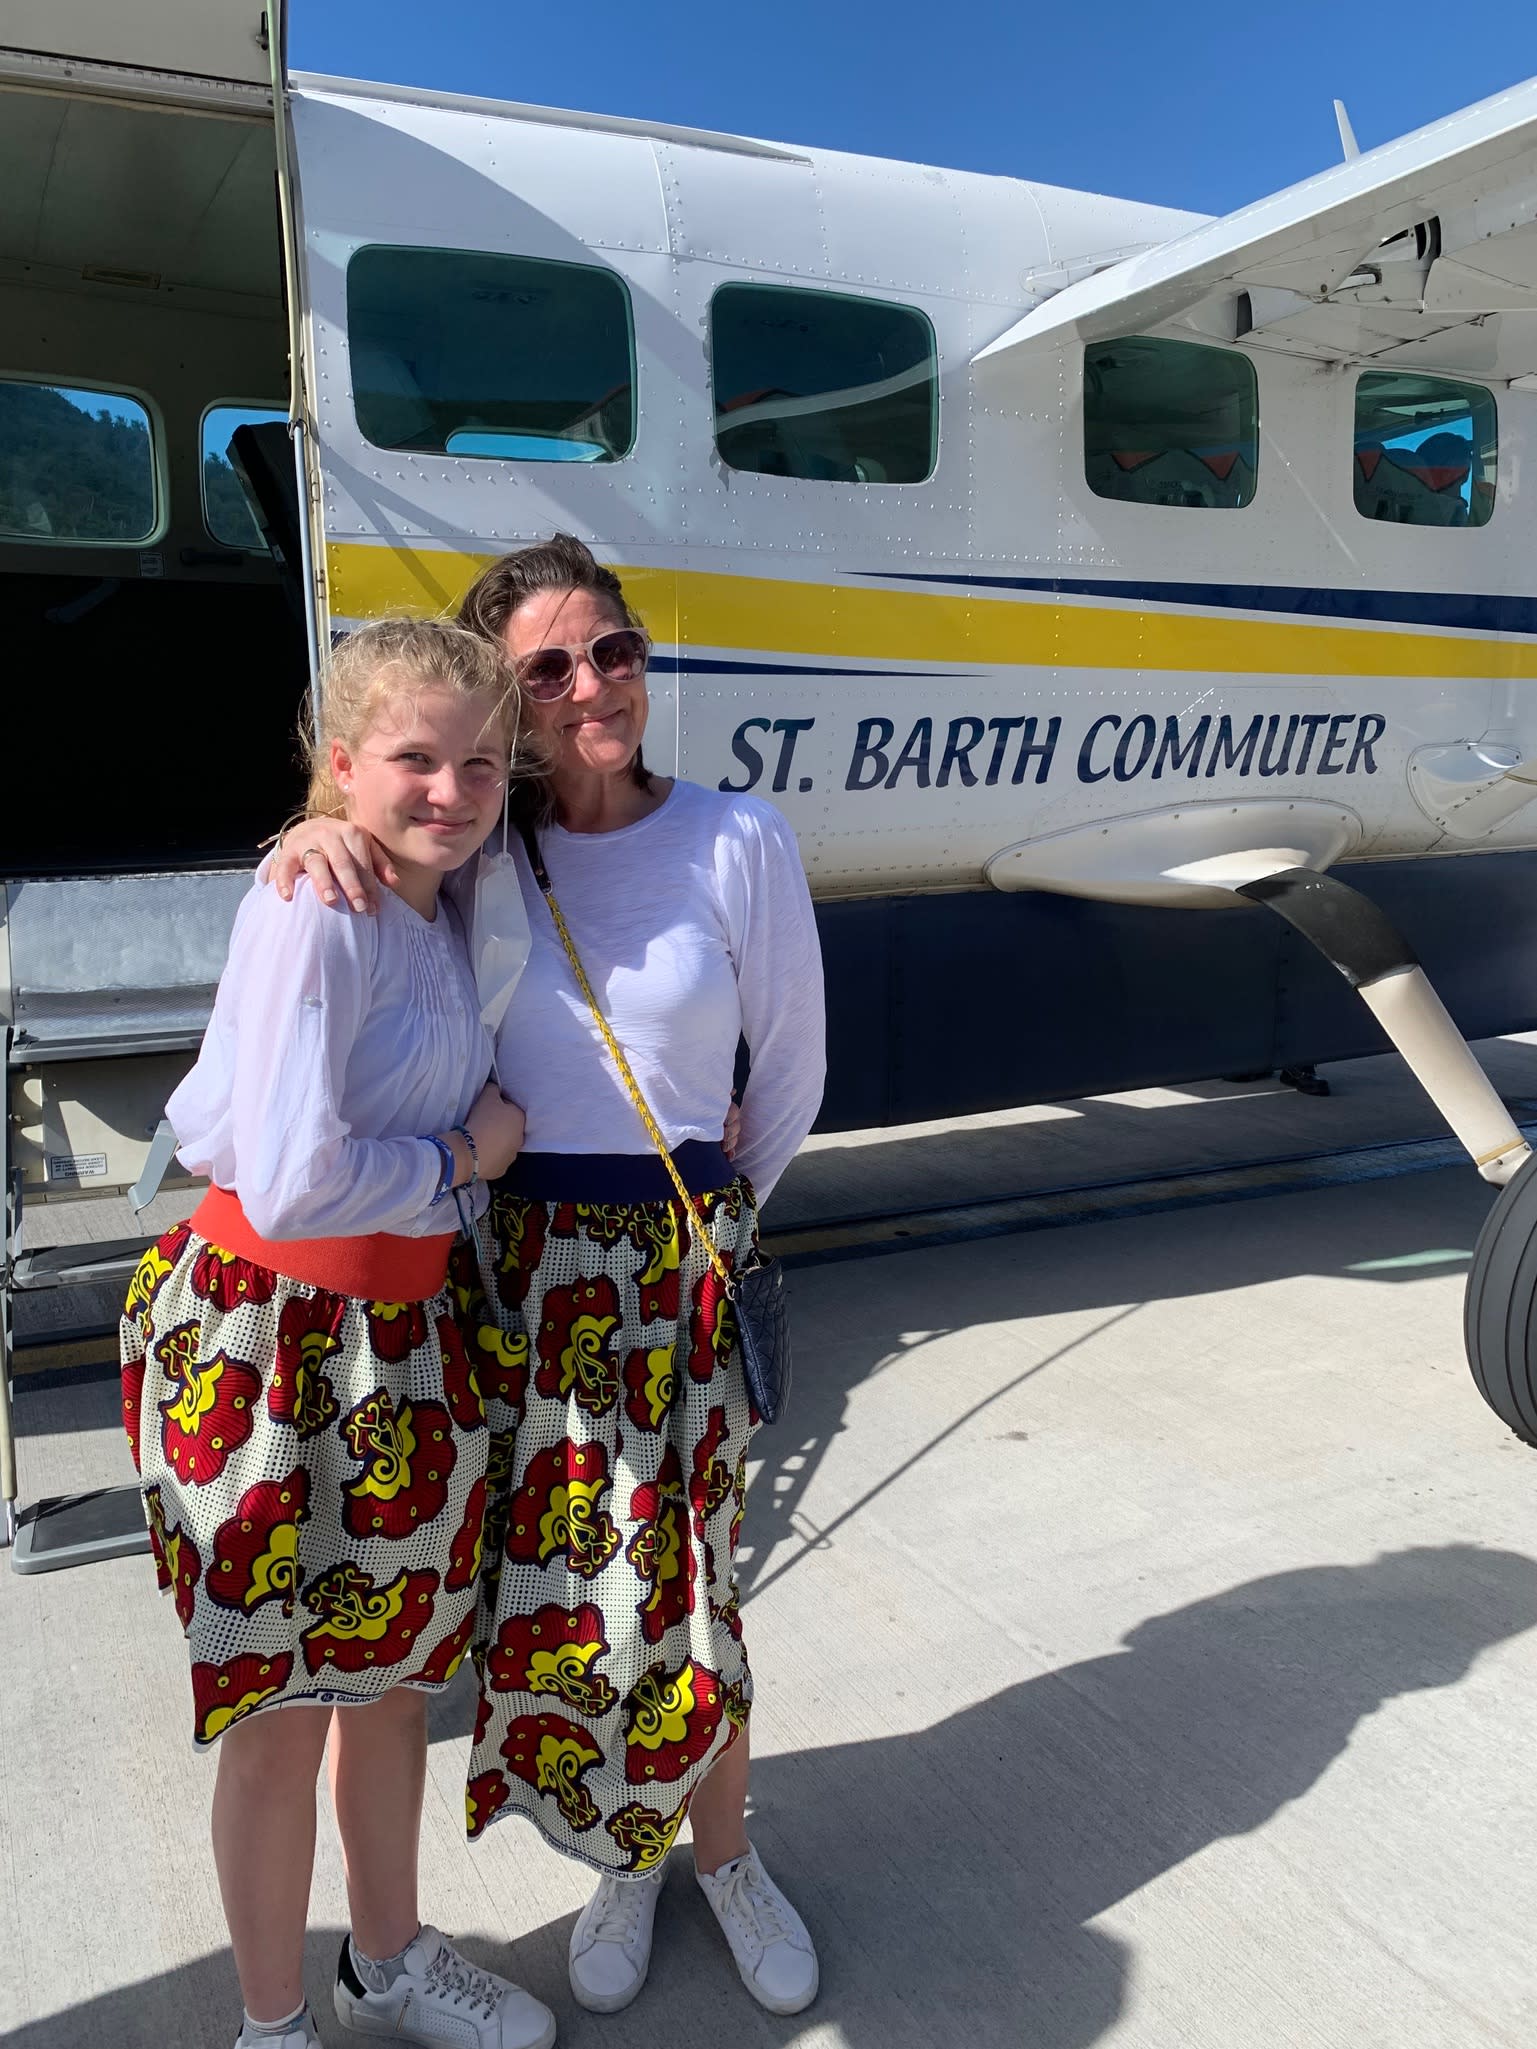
514 627 650 703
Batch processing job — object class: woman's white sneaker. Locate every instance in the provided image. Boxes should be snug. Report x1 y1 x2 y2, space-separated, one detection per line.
567 1864 666 2012
333 1925 556 2048
696 1845 818 2015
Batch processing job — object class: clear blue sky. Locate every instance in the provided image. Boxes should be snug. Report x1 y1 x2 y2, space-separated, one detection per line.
292 1 1537 215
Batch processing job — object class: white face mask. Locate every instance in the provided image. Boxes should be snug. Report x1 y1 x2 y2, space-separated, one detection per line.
471 777 530 1032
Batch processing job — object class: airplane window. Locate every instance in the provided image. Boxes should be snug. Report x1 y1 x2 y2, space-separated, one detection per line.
1352 372 1496 528
709 284 937 484
1083 337 1258 509
0 377 157 543
346 245 636 462
202 403 285 549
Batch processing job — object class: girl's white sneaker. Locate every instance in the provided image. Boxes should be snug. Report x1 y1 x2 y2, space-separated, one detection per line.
233 2009 321 2048
334 1925 556 2048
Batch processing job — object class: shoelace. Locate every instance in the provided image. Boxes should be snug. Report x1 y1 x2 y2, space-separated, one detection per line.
589 1875 654 1948
715 1855 793 1956
421 1942 504 2019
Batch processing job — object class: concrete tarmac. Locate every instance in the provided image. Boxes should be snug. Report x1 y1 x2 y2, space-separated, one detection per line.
5 1048 1537 2047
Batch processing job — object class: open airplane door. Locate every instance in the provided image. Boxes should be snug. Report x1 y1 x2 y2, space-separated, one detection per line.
4 0 324 674
976 76 1537 1443
1 0 272 85
0 0 321 674
0 0 321 1564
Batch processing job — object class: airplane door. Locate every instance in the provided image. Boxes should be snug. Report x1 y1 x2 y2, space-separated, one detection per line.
1 0 272 84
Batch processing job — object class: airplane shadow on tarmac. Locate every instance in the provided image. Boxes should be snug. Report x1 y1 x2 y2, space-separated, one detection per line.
740 1150 1500 1604
12 1547 1537 2049
769 1039 1537 1239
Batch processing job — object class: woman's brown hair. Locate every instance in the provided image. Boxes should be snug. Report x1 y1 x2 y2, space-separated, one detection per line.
457 533 653 796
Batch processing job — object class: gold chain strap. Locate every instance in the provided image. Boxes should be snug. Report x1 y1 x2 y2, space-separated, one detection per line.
537 881 735 1292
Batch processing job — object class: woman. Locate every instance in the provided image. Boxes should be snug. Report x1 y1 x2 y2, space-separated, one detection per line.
124 621 557 2049
275 536 826 2017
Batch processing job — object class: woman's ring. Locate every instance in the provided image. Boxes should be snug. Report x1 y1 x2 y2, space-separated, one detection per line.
300 847 323 862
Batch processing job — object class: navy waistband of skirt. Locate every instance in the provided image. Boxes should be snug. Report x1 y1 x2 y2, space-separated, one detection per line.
495 1142 735 1205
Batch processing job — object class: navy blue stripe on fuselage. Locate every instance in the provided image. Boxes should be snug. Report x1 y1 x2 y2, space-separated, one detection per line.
859 573 1537 638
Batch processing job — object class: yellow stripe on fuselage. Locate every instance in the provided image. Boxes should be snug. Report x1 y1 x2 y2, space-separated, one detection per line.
325 541 1537 682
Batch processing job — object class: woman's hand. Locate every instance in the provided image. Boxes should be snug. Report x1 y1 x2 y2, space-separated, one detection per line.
270 816 398 913
456 1081 527 1183
722 1099 743 1159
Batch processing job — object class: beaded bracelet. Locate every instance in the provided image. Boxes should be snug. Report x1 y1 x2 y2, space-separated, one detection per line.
451 1122 479 1189
427 1133 457 1206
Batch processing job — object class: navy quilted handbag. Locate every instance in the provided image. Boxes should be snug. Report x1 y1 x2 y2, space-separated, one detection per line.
729 1246 792 1425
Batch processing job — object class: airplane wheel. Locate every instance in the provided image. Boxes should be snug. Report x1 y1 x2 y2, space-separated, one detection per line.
1465 1151 1537 1446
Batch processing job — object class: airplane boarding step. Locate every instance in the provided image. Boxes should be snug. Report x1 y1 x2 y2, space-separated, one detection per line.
1 875 236 1573
4 1126 183 1574
10 1487 149 1576
11 1239 146 1292
4 1148 179 1574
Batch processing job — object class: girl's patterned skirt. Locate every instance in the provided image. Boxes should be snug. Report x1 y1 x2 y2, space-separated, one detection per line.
119 1193 489 1745
459 1144 757 1876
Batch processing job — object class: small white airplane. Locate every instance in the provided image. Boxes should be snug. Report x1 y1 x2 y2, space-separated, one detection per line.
5 1 1537 1563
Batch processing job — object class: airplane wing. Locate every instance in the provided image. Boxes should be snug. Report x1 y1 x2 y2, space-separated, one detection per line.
976 76 1537 382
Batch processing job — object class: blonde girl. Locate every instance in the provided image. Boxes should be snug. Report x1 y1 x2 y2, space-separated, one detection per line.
120 620 556 2049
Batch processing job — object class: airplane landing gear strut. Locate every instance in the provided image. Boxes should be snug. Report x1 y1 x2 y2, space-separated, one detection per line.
1237 867 1537 1443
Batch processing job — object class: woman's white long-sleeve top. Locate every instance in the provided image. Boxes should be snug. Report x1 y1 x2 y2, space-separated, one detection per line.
487 780 825 1202
168 878 493 1239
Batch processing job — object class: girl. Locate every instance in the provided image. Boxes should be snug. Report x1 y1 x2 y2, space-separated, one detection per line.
120 620 557 2049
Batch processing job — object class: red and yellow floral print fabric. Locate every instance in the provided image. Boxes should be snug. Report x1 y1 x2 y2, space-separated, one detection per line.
120 1222 490 1746
465 1180 758 1874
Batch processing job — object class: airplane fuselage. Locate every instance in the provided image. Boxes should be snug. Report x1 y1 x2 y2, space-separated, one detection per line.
302 81 1537 916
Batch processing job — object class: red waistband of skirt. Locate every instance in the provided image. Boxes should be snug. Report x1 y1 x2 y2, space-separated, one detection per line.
190 1186 455 1301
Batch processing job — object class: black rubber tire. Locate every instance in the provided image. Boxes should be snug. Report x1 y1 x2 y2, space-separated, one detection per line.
1465 1151 1537 1446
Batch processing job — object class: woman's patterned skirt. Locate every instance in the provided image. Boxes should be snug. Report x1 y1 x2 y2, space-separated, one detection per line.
119 1222 489 1745
460 1151 758 1876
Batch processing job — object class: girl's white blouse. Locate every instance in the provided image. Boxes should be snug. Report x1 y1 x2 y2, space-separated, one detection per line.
169 878 493 1240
